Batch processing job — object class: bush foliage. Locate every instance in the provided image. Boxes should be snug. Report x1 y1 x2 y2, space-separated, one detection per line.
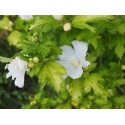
0 15 125 109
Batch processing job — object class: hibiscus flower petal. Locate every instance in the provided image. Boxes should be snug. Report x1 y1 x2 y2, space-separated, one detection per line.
6 72 12 78
12 71 20 80
58 45 76 63
72 40 88 61
14 74 24 88
81 60 90 67
5 64 8 69
57 60 83 79
17 58 27 71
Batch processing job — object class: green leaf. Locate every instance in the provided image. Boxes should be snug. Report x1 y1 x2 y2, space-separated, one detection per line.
67 79 83 101
108 62 122 78
27 63 42 77
38 61 66 93
113 79 125 86
72 15 114 23
29 16 61 31
95 98 108 106
72 21 95 32
0 16 13 31
7 30 22 46
0 56 12 63
83 73 105 95
72 15 114 32
37 41 51 56
113 96 125 105
86 53 97 63
17 39 52 59
58 29 79 46
84 63 97 72
114 36 125 59
118 23 125 35
14 17 25 30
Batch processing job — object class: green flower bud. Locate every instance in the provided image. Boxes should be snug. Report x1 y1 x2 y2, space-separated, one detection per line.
33 56 39 63
28 62 34 68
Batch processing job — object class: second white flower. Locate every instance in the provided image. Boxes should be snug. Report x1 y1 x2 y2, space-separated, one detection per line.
5 57 28 88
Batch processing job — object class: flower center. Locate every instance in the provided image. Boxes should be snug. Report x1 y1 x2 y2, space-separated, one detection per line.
70 59 80 66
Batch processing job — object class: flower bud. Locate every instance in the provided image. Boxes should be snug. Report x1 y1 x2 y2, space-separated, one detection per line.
63 23 72 31
121 65 125 70
53 15 63 21
28 62 34 68
33 56 39 63
29 58 33 62
19 15 33 20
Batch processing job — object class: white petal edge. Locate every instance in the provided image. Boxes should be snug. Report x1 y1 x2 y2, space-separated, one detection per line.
5 64 8 69
6 72 12 78
80 60 90 67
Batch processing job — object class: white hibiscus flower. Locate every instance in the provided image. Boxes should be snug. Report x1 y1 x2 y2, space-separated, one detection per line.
57 40 90 79
5 57 28 88
19 15 33 20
